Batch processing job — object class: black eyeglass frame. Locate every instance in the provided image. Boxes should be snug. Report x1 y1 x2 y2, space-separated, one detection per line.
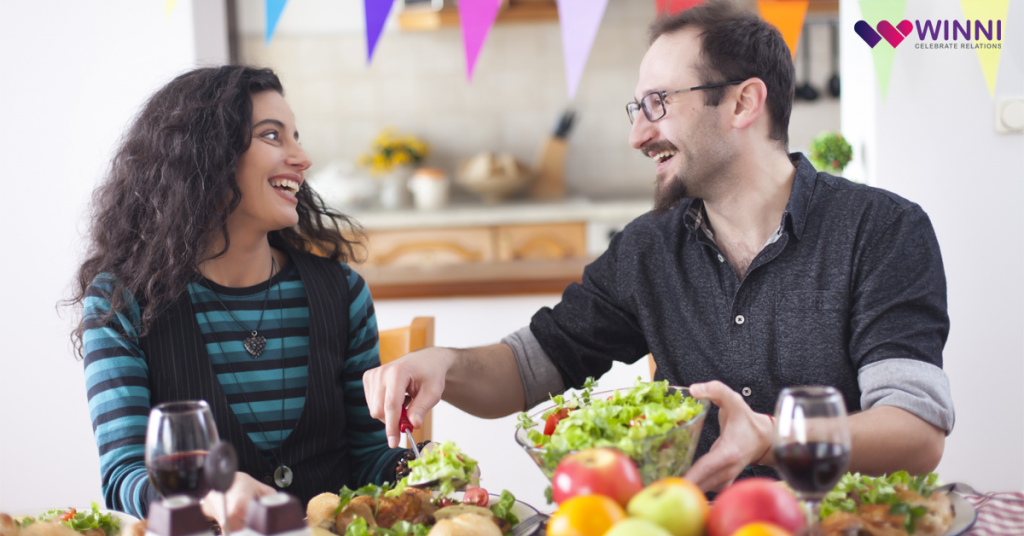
626 80 746 124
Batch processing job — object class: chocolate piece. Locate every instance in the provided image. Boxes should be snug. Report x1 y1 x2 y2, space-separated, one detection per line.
245 493 305 536
146 497 211 536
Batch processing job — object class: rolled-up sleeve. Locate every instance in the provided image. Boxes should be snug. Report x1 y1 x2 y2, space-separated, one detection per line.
858 358 955 434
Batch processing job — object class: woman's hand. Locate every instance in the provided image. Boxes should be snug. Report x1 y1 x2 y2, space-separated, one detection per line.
201 472 277 531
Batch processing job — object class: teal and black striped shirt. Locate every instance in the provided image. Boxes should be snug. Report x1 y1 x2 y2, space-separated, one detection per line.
83 260 400 518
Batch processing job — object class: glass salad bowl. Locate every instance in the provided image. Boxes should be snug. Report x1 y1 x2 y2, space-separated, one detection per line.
514 382 709 485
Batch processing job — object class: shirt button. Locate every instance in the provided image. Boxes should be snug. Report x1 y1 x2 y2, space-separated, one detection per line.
742 387 752 397
735 315 745 325
717 254 725 262
263 475 273 485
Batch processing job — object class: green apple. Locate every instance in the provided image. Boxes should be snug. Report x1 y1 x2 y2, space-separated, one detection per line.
627 477 709 536
605 518 674 536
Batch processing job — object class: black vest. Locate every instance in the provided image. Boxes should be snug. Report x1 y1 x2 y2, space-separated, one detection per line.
141 248 351 512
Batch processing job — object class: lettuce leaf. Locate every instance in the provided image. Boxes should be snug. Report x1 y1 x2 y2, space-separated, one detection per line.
405 441 479 496
822 472 943 535
489 490 520 526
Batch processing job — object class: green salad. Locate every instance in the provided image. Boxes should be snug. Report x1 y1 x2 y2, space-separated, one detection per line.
405 441 480 497
516 377 707 485
18 503 121 536
822 471 942 535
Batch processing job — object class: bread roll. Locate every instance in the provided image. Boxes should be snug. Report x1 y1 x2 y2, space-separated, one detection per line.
120 521 145 536
428 513 501 536
306 493 340 532
0 514 19 536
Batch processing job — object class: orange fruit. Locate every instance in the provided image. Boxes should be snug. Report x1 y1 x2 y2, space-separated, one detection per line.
729 522 793 536
547 494 627 536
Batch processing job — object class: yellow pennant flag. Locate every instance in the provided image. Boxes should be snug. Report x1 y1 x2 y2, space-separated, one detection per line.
958 0 1009 97
164 0 179 18
757 0 809 59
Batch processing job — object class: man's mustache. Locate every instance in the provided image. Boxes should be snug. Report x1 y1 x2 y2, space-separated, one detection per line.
639 141 679 159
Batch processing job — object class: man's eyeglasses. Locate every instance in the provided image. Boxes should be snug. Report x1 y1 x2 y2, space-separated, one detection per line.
626 80 745 124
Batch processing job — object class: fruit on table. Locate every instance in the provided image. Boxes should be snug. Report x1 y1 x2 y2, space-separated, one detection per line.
707 478 804 536
728 522 793 536
546 495 626 536
552 447 644 507
605 518 675 536
626 477 708 536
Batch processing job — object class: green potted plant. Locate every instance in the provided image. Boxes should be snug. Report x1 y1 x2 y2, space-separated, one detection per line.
808 132 853 176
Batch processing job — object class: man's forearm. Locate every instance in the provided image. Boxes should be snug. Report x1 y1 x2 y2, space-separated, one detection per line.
847 405 945 475
441 343 526 419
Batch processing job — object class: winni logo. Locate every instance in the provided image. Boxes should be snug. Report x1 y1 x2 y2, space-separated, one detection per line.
855 19 1003 50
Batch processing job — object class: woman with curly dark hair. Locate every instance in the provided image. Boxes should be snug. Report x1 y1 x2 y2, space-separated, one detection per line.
70 66 411 526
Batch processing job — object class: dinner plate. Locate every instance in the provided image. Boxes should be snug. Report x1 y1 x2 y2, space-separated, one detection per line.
444 491 539 526
10 508 140 534
945 492 978 536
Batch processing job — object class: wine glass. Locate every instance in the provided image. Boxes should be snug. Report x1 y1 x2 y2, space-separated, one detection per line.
772 386 851 536
146 400 220 499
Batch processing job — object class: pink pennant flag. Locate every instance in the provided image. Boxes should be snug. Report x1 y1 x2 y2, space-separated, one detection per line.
557 0 609 100
365 0 395 64
458 0 503 81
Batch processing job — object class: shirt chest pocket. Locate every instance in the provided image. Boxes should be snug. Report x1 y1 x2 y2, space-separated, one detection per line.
774 291 855 388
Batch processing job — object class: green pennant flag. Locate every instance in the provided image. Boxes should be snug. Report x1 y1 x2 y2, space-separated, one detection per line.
858 0 908 102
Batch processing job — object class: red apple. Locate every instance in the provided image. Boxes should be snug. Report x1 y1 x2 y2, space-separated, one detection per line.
707 478 805 536
551 447 643 507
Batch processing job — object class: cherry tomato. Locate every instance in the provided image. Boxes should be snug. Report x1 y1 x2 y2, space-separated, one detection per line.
547 495 625 536
463 487 490 507
57 509 76 523
544 408 571 435
437 497 458 508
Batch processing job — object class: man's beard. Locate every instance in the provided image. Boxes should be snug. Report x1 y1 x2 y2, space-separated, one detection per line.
652 169 690 216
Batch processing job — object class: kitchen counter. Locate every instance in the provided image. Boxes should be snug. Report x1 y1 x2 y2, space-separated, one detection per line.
348 197 652 231
346 197 652 299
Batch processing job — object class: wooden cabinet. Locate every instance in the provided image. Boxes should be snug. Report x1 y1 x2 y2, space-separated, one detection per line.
355 222 589 298
364 223 586 267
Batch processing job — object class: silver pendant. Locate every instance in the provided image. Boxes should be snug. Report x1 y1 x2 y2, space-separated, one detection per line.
274 465 293 488
243 333 267 358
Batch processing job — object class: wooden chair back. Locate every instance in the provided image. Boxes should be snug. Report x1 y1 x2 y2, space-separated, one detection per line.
378 317 435 445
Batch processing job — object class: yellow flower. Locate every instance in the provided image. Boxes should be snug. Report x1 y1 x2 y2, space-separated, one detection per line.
361 129 430 176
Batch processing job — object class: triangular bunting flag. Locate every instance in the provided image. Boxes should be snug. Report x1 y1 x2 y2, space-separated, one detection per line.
958 0 1009 97
164 0 178 18
757 0 809 60
265 0 290 46
858 0 907 102
557 0 609 100
655 0 704 16
365 0 396 64
458 0 503 81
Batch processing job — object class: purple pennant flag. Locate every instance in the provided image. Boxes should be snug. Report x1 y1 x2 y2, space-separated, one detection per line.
458 0 503 81
557 0 609 100
365 0 395 64
265 0 289 46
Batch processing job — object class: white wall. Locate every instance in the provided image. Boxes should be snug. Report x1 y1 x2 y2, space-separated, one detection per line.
841 0 1024 492
0 0 198 511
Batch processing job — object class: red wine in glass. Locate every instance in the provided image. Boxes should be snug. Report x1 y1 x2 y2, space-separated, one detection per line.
774 441 851 497
147 450 211 499
146 400 219 499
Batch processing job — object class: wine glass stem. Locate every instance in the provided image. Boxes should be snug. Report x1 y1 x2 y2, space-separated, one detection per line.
803 499 823 535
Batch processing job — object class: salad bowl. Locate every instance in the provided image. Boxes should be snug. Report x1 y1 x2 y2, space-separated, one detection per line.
514 382 709 485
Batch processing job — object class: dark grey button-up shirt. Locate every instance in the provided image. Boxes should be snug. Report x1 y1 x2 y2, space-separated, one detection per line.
507 154 954 471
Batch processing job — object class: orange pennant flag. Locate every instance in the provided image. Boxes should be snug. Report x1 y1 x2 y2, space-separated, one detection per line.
756 0 809 60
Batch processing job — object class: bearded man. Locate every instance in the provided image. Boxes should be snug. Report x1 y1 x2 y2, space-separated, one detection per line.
363 0 953 490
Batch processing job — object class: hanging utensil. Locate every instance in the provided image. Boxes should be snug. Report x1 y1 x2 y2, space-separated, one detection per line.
795 22 819 101
828 20 841 98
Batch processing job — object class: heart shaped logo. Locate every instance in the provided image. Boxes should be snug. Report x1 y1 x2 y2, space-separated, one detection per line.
876 19 914 48
854 20 882 48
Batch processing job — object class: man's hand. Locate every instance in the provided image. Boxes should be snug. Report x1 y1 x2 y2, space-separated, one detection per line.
364 347 456 449
201 472 276 531
684 381 774 492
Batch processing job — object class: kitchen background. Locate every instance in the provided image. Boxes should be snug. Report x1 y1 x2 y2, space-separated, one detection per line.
235 0 840 202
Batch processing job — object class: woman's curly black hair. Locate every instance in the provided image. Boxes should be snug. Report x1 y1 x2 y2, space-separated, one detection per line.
67 65 362 357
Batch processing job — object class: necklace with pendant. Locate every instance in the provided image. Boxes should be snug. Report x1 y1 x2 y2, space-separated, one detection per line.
208 256 275 358
197 254 293 487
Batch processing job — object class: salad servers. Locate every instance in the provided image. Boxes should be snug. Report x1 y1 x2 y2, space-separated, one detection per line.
511 514 549 536
399 406 420 459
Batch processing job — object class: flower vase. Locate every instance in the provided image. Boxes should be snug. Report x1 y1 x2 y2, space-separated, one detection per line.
378 165 414 210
